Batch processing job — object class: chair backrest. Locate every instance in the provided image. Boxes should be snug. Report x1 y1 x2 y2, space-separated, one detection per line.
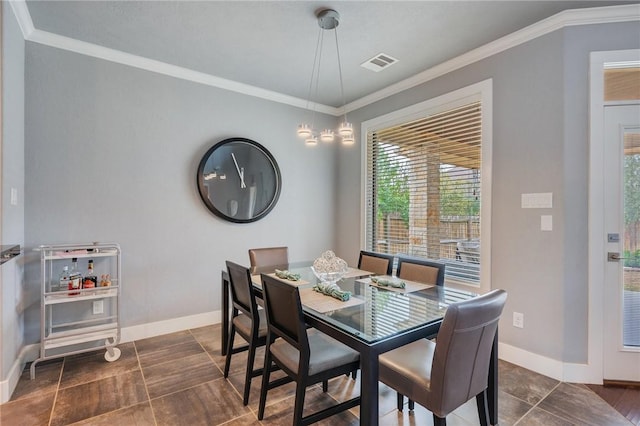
261 273 309 357
226 261 259 319
358 250 394 276
430 289 507 416
396 255 445 286
248 247 289 268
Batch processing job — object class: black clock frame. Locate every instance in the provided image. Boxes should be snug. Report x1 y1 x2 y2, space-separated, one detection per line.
196 137 282 223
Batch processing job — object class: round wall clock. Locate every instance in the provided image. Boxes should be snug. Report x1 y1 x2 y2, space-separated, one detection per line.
197 138 282 223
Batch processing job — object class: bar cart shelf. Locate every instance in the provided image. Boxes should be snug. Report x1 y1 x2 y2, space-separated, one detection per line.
31 242 122 379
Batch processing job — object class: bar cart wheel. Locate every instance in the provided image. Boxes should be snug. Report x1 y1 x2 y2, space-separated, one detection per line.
104 346 121 362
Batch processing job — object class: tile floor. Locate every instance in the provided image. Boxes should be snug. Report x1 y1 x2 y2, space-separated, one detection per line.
0 324 636 426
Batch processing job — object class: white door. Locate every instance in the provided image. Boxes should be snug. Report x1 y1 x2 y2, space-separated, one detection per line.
603 104 640 382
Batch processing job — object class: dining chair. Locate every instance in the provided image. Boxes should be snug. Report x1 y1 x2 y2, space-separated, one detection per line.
258 273 361 425
248 246 289 268
357 250 394 275
389 256 446 402
396 254 445 286
378 289 507 426
223 261 268 405
353 250 394 380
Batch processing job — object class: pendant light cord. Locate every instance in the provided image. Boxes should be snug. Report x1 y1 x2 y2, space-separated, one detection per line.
334 25 348 123
304 26 323 134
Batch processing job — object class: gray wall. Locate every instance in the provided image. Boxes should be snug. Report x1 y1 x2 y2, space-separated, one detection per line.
17 15 640 366
23 42 340 343
337 21 640 363
2 2 26 379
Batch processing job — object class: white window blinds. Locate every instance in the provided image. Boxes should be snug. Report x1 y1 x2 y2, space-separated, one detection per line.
365 101 482 285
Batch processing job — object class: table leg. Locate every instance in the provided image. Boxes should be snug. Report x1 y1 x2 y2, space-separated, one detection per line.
221 270 230 356
359 349 379 426
488 329 499 425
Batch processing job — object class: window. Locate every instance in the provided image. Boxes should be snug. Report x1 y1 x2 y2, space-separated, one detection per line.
362 80 492 290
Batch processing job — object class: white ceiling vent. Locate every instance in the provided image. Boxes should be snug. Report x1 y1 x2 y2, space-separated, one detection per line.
361 53 399 72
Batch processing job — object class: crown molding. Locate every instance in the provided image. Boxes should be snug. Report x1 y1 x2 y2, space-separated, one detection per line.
344 4 640 112
9 0 34 39
9 2 640 116
25 28 340 115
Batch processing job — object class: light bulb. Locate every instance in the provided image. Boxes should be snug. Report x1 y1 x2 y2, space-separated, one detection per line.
297 123 312 139
305 136 318 146
341 135 355 145
320 129 335 142
338 121 353 137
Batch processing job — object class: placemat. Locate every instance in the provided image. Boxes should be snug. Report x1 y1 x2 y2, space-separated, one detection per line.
359 276 434 293
270 272 310 286
343 267 374 279
300 288 365 313
251 273 310 288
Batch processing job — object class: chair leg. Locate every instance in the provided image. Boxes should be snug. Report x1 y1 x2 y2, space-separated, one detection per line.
293 380 306 426
223 325 236 378
476 389 490 426
433 414 447 426
351 369 358 380
397 392 404 411
322 379 328 392
258 348 272 420
408 399 415 410
242 338 257 405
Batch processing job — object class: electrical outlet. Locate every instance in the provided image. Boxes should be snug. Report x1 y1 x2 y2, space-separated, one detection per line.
513 312 524 329
93 300 104 315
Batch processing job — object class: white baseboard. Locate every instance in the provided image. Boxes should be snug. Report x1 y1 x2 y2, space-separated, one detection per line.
499 342 602 384
1 311 222 403
119 310 221 343
1 344 40 404
4 315 600 403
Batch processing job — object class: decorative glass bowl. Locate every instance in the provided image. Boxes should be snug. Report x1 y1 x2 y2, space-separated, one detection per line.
311 266 349 285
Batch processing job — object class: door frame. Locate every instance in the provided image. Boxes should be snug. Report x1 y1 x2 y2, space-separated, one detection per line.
588 49 640 384
603 105 640 383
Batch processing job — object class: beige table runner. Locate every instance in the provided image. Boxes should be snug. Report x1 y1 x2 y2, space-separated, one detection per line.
359 276 434 293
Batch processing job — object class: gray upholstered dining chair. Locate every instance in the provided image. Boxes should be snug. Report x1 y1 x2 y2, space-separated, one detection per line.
223 261 268 405
352 250 395 380
379 289 507 426
258 274 361 425
358 250 394 275
248 246 289 268
396 254 445 286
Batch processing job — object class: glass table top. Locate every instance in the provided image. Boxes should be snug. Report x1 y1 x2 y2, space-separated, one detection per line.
251 261 477 345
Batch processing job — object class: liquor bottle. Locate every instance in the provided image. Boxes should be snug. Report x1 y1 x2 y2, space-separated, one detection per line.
68 258 82 295
83 259 97 289
57 266 70 292
100 274 112 287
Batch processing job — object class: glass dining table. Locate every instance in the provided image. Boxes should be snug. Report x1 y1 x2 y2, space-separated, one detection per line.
220 261 498 426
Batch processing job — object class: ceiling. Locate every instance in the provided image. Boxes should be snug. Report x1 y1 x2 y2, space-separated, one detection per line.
24 1 638 110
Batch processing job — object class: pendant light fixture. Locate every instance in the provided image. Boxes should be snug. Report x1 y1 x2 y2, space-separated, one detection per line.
297 9 354 146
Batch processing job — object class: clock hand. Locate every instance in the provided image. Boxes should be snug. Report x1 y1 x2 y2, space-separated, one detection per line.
231 153 246 188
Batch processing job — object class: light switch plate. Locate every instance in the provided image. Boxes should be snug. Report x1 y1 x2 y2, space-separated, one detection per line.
521 192 553 209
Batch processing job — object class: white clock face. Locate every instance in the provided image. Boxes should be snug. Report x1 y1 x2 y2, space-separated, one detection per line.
197 138 281 223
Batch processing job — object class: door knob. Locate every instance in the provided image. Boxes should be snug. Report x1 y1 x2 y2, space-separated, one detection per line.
607 252 628 261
